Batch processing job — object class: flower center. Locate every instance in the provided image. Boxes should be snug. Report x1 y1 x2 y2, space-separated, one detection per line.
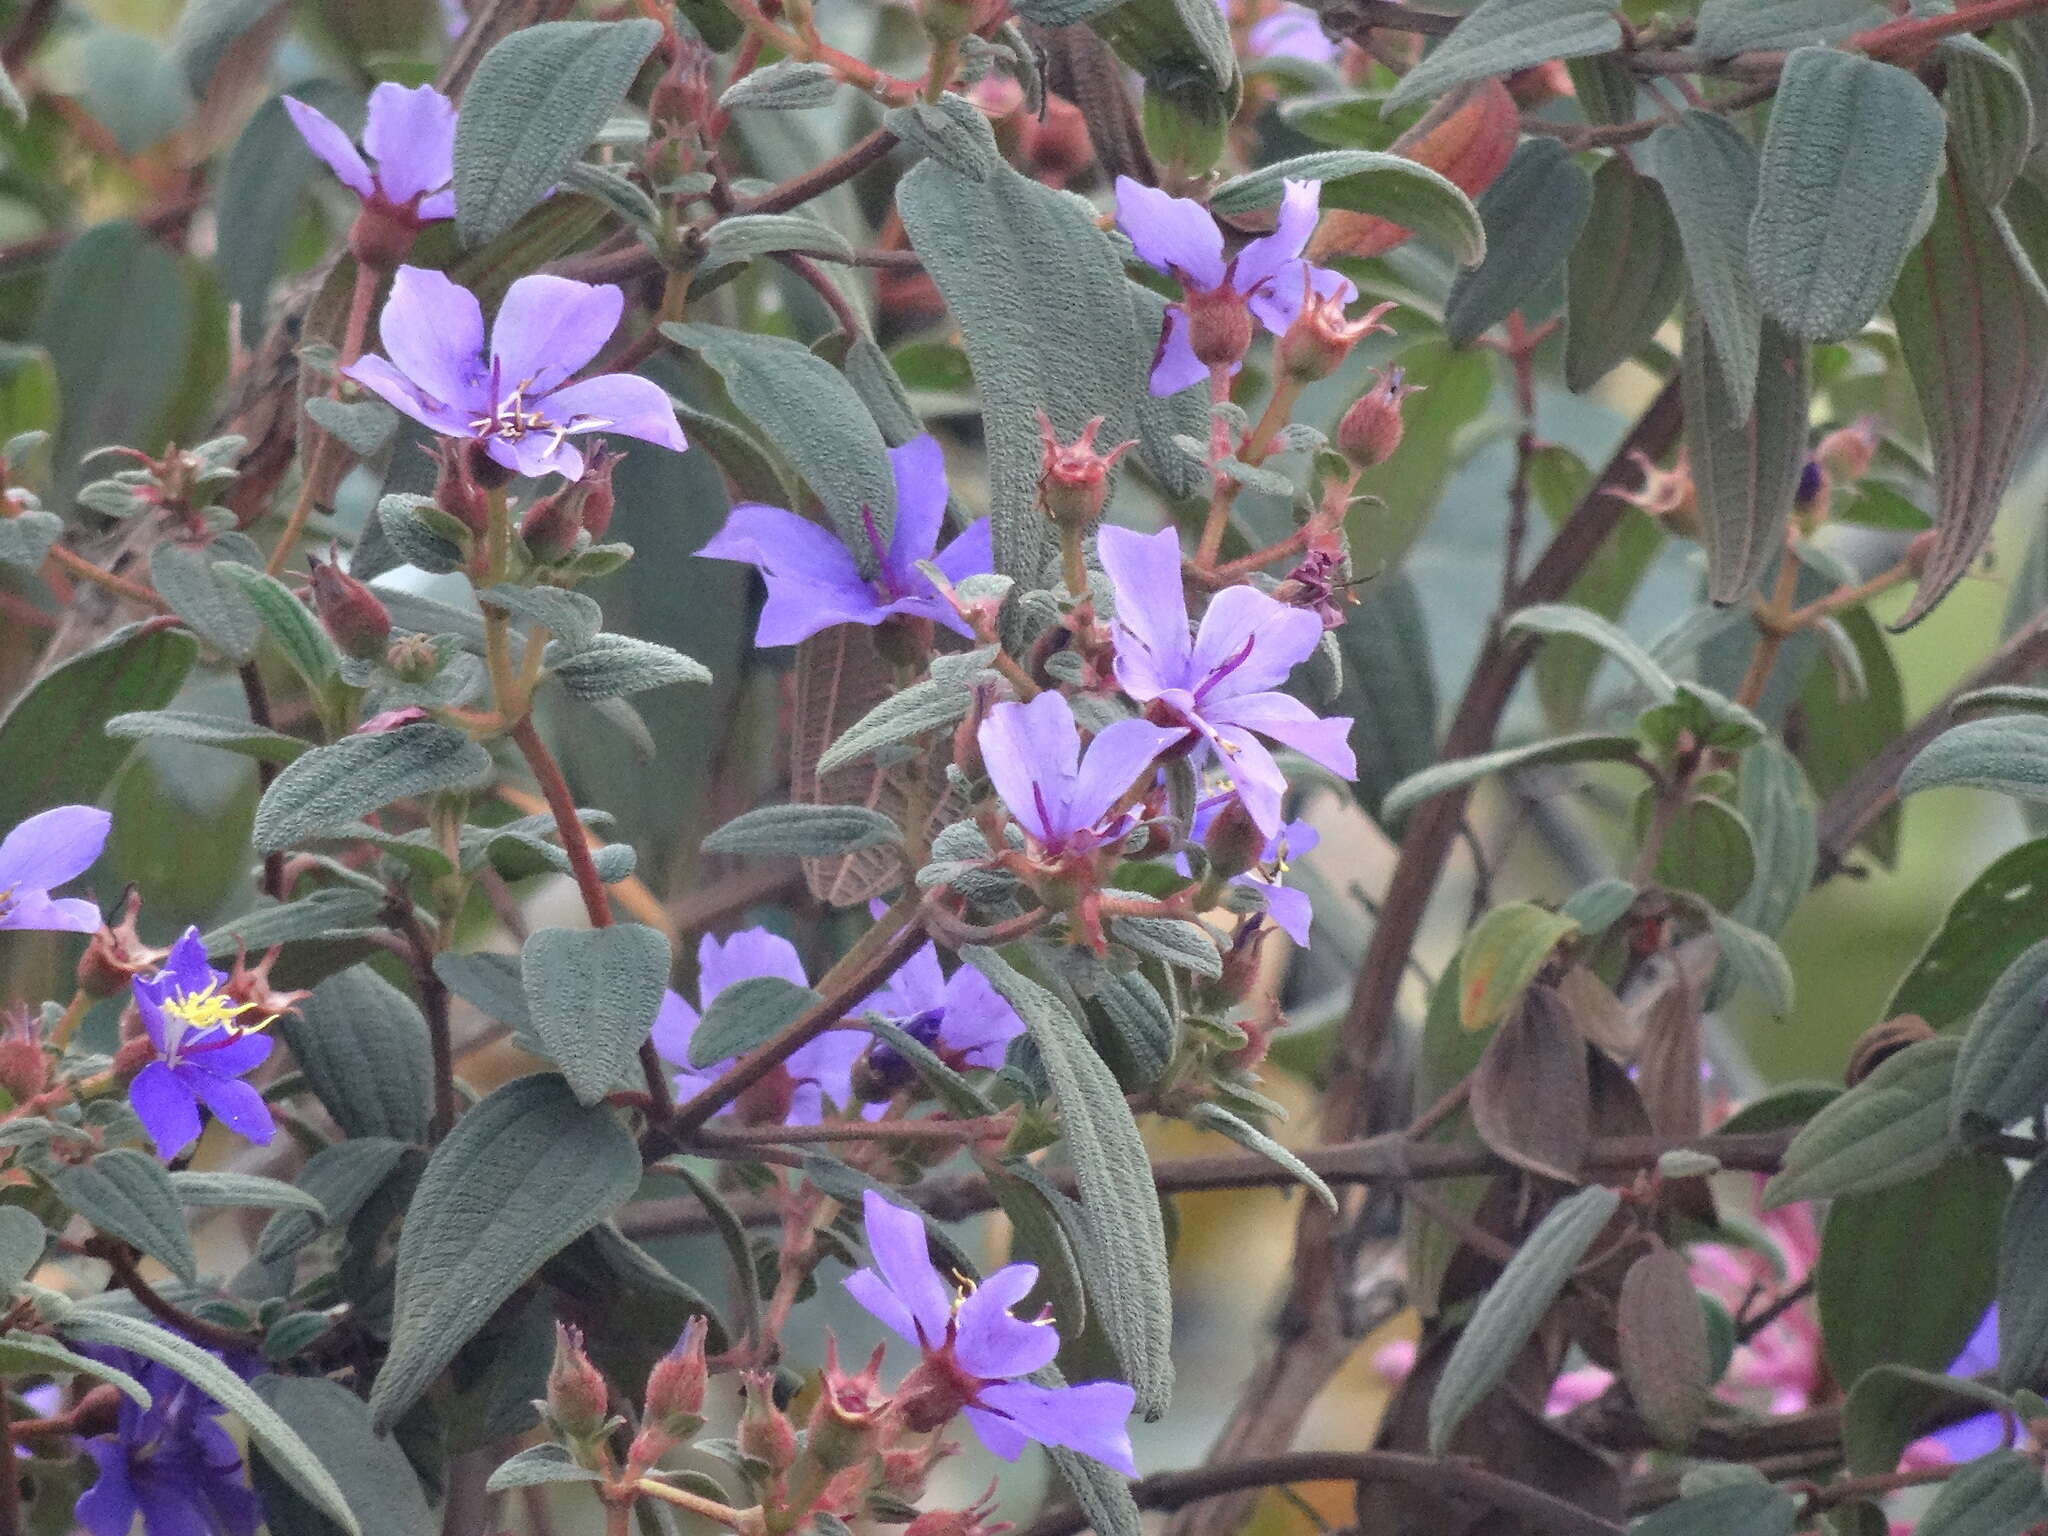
468 378 555 446
158 985 269 1062
0 885 14 922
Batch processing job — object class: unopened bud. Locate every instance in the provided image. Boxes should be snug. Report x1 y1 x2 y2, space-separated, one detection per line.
545 1323 610 1445
739 1371 798 1473
430 439 493 535
576 447 622 542
1202 797 1266 882
1795 458 1824 509
650 42 714 135
807 1337 887 1473
223 943 309 1029
0 1010 46 1104
1816 415 1880 484
644 1317 709 1440
384 633 441 684
1278 283 1398 384
519 486 583 563
1845 1014 1934 1087
1183 284 1255 372
1036 411 1135 531
76 889 167 1000
306 552 392 660
347 206 418 271
1337 367 1418 468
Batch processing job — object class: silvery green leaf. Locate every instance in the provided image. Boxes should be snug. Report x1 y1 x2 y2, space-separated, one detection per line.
719 59 839 110
303 397 399 458
280 966 434 1143
704 804 902 858
50 1150 196 1283
884 94 999 179
0 508 60 569
522 925 672 1105
1385 0 1620 110
149 542 262 661
702 212 857 268
253 725 494 851
548 633 711 699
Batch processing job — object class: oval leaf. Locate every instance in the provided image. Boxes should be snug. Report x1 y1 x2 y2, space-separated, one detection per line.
253 723 494 852
1565 157 1686 392
1646 112 1764 415
521 924 672 1105
1444 138 1593 347
280 965 433 1144
1682 305 1811 604
51 1149 196 1283
1764 1035 1962 1207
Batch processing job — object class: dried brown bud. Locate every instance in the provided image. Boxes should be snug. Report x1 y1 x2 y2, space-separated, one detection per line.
1336 367 1419 468
76 888 167 1000
222 943 309 1028
1845 1014 1934 1087
0 1009 47 1104
306 552 392 660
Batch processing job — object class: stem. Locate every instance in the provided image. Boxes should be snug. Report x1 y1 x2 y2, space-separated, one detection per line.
1733 548 1802 710
482 491 520 712
240 664 289 900
46 989 89 1051
43 545 167 612
1240 377 1303 467
391 903 459 1142
266 261 376 579
1196 371 1240 570
631 1477 747 1527
1778 557 1914 632
734 129 900 216
693 1112 1016 1147
1502 313 1539 599
101 1246 262 1355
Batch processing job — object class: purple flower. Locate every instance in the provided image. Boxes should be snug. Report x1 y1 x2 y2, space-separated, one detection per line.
1114 175 1354 394
77 1347 261 1536
696 435 993 646
846 1190 1138 1474
651 929 867 1125
283 83 458 226
1918 1306 2005 1463
129 929 276 1160
0 804 109 933
857 910 1024 1107
1099 525 1355 837
344 266 688 480
1185 796 1321 947
977 692 1187 860
1249 5 1341 61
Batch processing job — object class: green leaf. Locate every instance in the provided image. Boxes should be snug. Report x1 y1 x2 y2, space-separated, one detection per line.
1617 1243 1714 1447
1385 0 1621 110
965 947 1173 1417
369 1074 641 1431
704 803 902 858
0 1208 43 1300
540 1222 728 1394
1444 139 1592 347
685 975 819 1069
434 952 530 1033
169 1172 327 1217
199 889 387 963
1682 308 1811 604
1428 1184 1621 1451
862 1015 997 1117
1089 0 1238 104
149 543 262 661
661 1162 761 1345
1629 1483 1796 1536
0 621 196 830
248 1375 434 1536
885 95 1002 180
58 1311 361 1534
665 322 896 560
1333 571 1438 823
1208 150 1484 266
253 724 495 851
486 1443 604 1491
1732 739 1816 937
1046 1448 1142 1536
303 397 399 459
1456 902 1579 1030
1381 733 1645 822
1109 912 1221 979
1797 605 1904 867
217 88 350 344
548 634 710 700
1902 715 2048 802
1843 1364 2014 1475
1764 1035 1962 1206
279 965 434 1144
1565 157 1686 392
1955 684 2048 718
1653 794 1757 912
454 20 662 245
1694 0 1882 53
1999 1159 2048 1390
0 1332 150 1405
105 710 306 763
1751 48 1946 342
0 508 60 571
1645 111 1765 414
1917 1450 2048 1536
896 155 1203 582
1509 603 1674 701
1943 37 2035 205
51 1149 197 1283
1708 911 1796 1015
216 563 345 704
818 668 986 774
256 1139 416 1263
1892 166 2048 627
521 924 671 1105
718 58 838 110
702 212 857 267
1818 1156 2007 1388
1952 940 2048 1138
1187 1103 1335 1211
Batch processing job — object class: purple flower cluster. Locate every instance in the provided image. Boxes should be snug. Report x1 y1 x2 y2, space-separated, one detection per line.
128 928 276 1160
77 1347 260 1536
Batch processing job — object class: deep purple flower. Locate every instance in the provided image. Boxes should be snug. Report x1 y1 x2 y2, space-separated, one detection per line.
283 83 457 226
1914 1306 2005 1464
129 928 276 1160
1099 525 1355 837
696 435 993 646
651 930 867 1125
1115 175 1355 394
0 804 109 933
846 1191 1137 1474
977 692 1186 860
345 267 688 480
857 909 1024 1106
77 1347 261 1536
1185 796 1321 947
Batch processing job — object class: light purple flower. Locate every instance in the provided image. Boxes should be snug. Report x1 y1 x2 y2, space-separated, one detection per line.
283 83 458 225
846 1190 1138 1474
129 929 276 1160
1099 525 1354 837
977 692 1186 860
696 435 993 647
1218 0 1342 63
0 805 109 934
344 266 687 480
1115 175 1355 394
857 909 1024 1112
1185 796 1321 946
651 930 867 1125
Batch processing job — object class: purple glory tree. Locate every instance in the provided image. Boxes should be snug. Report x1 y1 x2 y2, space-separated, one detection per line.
856 914 1025 1108
129 928 276 1159
77 1345 261 1536
651 929 867 1125
846 1191 1138 1473
1115 175 1355 394
977 692 1186 861
1099 524 1355 837
283 83 458 228
0 804 110 933
696 435 993 646
345 267 687 479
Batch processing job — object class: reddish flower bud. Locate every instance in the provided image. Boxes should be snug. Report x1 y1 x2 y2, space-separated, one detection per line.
904 1482 1010 1536
1816 416 1880 483
739 1372 798 1474
76 888 169 1000
1202 797 1266 881
306 552 392 660
519 487 582 564
644 1316 709 1438
576 446 622 542
650 42 715 136
1036 411 1136 531
1336 367 1419 468
545 1323 611 1445
806 1337 888 1474
1183 283 1255 372
347 205 419 271
1277 284 1398 384
430 439 494 535
0 1008 47 1105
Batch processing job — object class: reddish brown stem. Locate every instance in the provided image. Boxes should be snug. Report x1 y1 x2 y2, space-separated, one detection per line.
100 1246 262 1356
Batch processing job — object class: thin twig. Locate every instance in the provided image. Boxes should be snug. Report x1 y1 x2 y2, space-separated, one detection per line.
239 664 289 901
100 1246 262 1355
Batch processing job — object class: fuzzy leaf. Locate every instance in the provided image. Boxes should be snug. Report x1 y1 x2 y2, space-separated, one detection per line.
51 1150 196 1282
548 633 710 700
1764 1036 1962 1206
253 724 494 851
1565 157 1686 391
1208 150 1484 265
1386 0 1621 110
248 1376 435 1536
1682 307 1810 604
1951 939 2048 1139
521 925 671 1105
1382 732 1644 821
1458 903 1580 1031
1902 715 2048 803
105 709 306 763
704 804 902 858
1444 139 1592 347
1645 112 1764 414
1187 1102 1336 1211
277 965 434 1143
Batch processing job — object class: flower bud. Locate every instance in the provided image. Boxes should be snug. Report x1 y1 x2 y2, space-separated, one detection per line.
0 1008 47 1105
739 1371 798 1474
384 634 441 684
76 888 168 1000
306 552 392 660
1613 448 1699 538
1183 284 1255 373
1036 411 1136 532
904 1482 1009 1536
644 1317 709 1440
576 446 622 542
806 1337 887 1474
347 205 419 271
1277 285 1398 384
223 943 309 1029
1816 415 1880 484
544 1323 611 1446
430 439 493 535
1202 797 1266 882
650 42 715 136
1336 367 1418 467
519 486 583 564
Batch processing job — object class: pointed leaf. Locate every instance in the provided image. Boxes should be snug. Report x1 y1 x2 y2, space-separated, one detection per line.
248 1375 434 1536
521 925 671 1106
1764 1035 1962 1206
254 724 494 851
51 1149 196 1283
1566 157 1687 391
1902 715 2048 802
1646 111 1765 413
280 965 434 1144
1208 150 1484 265
1444 139 1592 347
1186 1102 1336 1211
1682 307 1810 604
1952 939 2048 1139
1381 733 1646 822
1457 903 1580 1031
1469 984 1591 1180
1386 0 1621 110
1618 1243 1713 1447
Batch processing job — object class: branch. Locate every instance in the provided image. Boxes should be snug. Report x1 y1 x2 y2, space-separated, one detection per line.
734 128 900 216
98 1245 263 1356
1017 1452 1626 1536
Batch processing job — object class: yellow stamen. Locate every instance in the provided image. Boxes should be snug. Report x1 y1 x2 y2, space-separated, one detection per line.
163 986 266 1036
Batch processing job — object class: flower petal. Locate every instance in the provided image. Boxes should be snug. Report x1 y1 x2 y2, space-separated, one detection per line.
361 82 457 205
490 274 623 396
865 940 947 1020
281 96 374 199
1069 718 1188 835
186 1030 273 1076
76 1438 141 1536
962 1403 1032 1461
1255 880 1314 947
860 1190 954 1346
0 892 101 933
953 1263 1059 1380
416 187 457 222
651 990 701 1067
543 373 688 453
487 430 584 482
1249 7 1340 62
1208 690 1357 779
1235 178 1322 299
936 965 1025 1065
883 435 950 579
0 804 111 891
375 266 487 412
1209 726 1288 837
845 1266 923 1345
163 926 223 994
973 1379 1138 1474
1098 524 1194 698
1189 584 1323 697
1149 305 1210 396
1115 176 1225 290
697 927 810 1003
130 1063 202 1159
341 354 473 437
932 518 994 585
188 1070 277 1145
978 693 1083 845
